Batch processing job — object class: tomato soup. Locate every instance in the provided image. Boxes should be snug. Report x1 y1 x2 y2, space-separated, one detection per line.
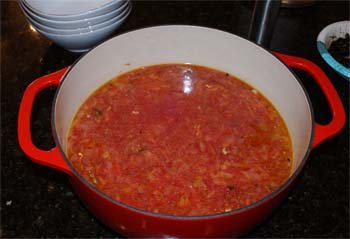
67 64 292 216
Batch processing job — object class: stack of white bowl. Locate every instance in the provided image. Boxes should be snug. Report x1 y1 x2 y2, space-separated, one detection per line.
20 0 132 52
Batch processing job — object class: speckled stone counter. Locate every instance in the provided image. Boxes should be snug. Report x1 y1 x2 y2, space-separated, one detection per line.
1 1 349 238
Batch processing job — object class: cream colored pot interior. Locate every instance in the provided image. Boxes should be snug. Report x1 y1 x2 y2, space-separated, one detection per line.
54 25 312 173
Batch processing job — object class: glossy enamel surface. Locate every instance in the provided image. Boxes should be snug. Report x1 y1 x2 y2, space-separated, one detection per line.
54 26 313 172
17 26 346 237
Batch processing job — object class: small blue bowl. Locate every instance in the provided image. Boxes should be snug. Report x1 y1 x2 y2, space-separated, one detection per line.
317 21 350 80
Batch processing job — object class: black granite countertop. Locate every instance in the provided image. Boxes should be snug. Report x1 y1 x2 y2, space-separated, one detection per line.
1 1 349 238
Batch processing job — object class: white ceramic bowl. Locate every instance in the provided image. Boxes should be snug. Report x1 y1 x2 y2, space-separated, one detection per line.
317 21 350 79
22 0 125 21
20 0 129 30
22 2 130 35
33 5 132 52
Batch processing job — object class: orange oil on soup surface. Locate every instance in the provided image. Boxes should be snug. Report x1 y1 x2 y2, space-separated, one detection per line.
67 64 292 216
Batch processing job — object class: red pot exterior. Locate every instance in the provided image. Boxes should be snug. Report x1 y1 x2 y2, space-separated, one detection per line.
17 41 345 236
70 174 295 237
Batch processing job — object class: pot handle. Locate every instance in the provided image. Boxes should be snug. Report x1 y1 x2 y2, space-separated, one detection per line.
18 67 73 175
274 52 346 148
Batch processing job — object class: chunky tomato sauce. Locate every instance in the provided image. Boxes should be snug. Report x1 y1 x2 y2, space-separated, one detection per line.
68 64 292 216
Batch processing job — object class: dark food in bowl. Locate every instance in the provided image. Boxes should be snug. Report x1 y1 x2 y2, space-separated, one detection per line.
328 33 350 68
67 64 293 216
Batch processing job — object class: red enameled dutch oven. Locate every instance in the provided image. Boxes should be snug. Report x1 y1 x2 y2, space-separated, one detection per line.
18 26 345 237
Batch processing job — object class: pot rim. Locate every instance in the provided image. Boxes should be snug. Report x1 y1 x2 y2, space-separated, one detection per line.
51 25 315 220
